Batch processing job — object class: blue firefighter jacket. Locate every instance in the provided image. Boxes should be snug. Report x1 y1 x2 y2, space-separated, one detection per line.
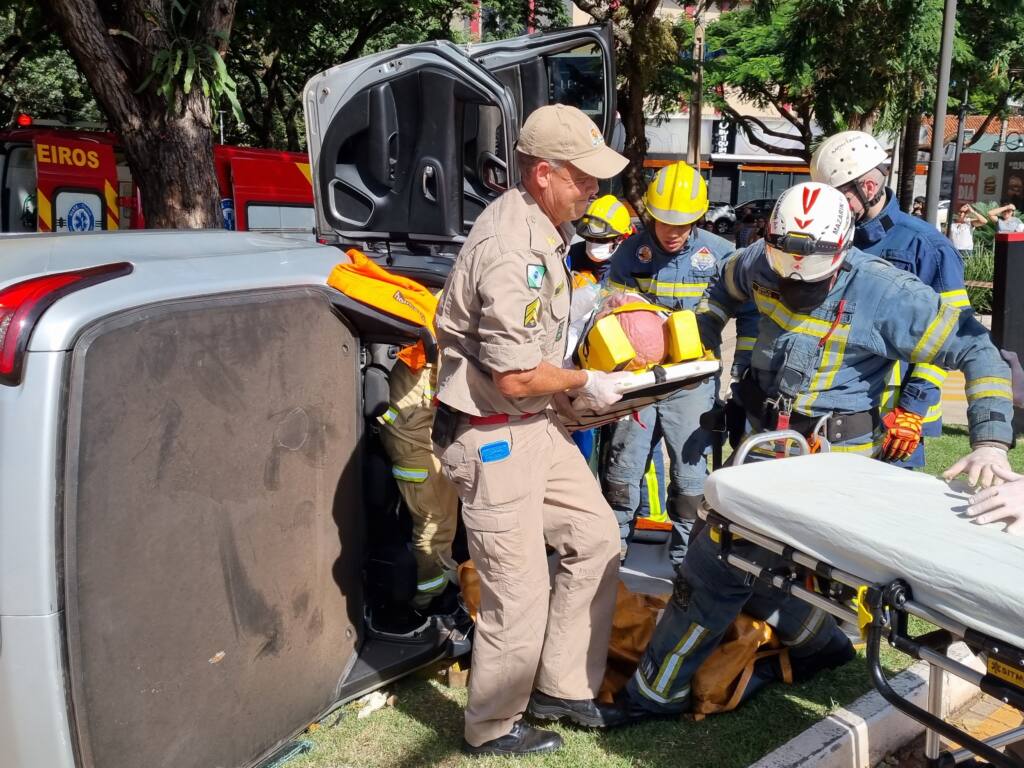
607 227 759 377
856 190 971 437
697 242 1014 454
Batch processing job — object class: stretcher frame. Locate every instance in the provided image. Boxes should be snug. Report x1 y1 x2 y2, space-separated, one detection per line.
703 430 1024 768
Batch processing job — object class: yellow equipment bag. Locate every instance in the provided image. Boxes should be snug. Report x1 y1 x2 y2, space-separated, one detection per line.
577 304 705 372
327 248 438 371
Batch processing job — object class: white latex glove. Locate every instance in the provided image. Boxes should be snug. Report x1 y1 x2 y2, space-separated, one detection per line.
943 444 1012 489
572 370 631 412
966 465 1024 535
1001 349 1024 408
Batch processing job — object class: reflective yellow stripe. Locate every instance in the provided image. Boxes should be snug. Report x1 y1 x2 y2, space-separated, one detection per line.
417 573 447 593
924 402 943 423
104 180 119 230
635 670 690 704
939 289 971 309
735 336 756 352
912 363 948 388
911 303 960 364
608 279 633 293
635 277 707 299
699 298 729 322
653 623 707 694
830 437 882 456
753 293 834 338
379 406 399 425
392 465 428 482
799 325 850 410
879 362 902 415
965 376 1013 403
643 460 666 523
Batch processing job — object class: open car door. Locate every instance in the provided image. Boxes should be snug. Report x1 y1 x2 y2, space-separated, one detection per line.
303 25 616 252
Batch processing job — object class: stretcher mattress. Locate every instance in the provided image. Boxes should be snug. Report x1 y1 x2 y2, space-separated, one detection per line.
705 453 1024 649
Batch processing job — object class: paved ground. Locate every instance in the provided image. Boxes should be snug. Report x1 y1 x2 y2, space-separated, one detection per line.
877 692 1024 766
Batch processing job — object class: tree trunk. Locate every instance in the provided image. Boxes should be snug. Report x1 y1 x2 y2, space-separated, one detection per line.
898 111 922 212
618 84 648 214
41 0 236 229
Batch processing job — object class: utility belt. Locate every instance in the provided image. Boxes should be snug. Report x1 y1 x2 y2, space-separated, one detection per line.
737 376 880 444
431 400 541 450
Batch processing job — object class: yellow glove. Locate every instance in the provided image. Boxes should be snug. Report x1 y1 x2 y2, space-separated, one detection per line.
881 407 923 463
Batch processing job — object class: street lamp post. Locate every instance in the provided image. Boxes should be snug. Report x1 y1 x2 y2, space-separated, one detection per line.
925 0 957 225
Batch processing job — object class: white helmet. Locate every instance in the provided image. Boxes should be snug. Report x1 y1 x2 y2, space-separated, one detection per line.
766 182 855 282
809 131 889 187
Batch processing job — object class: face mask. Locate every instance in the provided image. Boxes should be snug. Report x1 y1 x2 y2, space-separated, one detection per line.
586 240 615 263
778 278 833 314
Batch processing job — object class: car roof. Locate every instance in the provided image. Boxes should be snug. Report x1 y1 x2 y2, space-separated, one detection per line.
2 231 345 352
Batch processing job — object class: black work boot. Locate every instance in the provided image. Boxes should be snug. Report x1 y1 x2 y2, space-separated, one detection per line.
461 720 563 757
527 691 625 728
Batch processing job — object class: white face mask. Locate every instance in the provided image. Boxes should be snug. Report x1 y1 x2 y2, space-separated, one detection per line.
586 240 615 262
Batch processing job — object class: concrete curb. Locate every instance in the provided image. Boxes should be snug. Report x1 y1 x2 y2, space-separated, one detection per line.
749 643 983 768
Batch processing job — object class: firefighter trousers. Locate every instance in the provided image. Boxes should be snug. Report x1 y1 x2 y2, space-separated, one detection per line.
437 411 620 746
379 428 459 608
625 525 853 713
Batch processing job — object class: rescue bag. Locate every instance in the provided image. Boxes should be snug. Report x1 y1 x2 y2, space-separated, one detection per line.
576 302 705 372
327 248 438 371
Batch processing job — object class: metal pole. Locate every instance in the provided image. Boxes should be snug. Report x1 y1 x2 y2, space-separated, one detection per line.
219 110 225 145
946 81 969 238
924 662 945 762
925 0 957 225
687 11 705 168
998 114 1008 152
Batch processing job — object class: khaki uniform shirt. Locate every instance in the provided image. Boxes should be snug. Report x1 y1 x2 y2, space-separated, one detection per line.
435 186 573 416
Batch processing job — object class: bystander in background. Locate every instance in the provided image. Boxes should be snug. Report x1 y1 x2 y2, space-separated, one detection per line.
948 203 987 259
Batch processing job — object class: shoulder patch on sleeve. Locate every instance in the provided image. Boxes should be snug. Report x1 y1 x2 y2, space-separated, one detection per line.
524 298 541 328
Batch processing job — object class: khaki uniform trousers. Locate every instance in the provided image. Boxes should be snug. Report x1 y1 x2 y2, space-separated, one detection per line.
437 411 620 746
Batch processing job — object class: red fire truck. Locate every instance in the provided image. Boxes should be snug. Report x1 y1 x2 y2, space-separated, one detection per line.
0 117 314 236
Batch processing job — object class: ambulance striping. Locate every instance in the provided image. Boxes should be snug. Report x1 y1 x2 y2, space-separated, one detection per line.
37 190 53 232
104 180 119 230
296 162 312 186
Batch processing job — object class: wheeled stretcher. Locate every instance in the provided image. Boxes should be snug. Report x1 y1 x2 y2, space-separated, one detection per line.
701 438 1024 767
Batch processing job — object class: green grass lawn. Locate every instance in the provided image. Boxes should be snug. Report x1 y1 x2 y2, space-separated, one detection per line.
291 427 1022 768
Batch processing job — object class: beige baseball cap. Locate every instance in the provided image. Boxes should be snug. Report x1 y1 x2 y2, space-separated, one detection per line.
516 104 627 179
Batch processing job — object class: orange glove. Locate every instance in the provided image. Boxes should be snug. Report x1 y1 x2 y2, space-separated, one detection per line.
881 407 924 462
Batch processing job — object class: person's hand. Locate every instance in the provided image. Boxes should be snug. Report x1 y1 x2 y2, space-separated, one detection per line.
572 370 631 412
1001 349 1024 408
943 444 1012 489
881 407 923 463
966 465 1024 535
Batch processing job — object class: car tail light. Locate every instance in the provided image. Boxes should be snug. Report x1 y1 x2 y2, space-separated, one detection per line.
0 262 133 386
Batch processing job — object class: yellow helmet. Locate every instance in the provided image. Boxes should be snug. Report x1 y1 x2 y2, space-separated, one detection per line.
577 195 634 240
644 162 708 226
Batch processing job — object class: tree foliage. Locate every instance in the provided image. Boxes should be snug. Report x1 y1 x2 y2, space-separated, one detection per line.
573 0 695 210
0 2 101 125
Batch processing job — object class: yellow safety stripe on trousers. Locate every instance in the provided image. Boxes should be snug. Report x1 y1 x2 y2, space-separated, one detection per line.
635 669 691 705
634 277 707 299
787 607 828 649
910 303 961 364
753 292 836 339
735 336 756 352
652 622 707 695
417 572 447 593
642 460 666 523
379 406 399 425
924 402 943 424
392 465 429 483
797 325 850 411
965 376 1014 403
939 288 971 309
912 363 949 388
